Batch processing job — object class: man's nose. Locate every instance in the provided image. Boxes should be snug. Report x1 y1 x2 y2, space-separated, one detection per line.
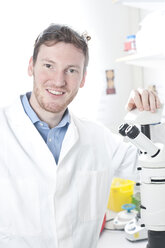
52 71 66 87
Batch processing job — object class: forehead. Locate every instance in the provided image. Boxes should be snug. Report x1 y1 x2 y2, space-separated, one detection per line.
37 42 85 65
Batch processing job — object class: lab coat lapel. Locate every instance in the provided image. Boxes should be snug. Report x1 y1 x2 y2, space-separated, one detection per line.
4 97 56 177
58 113 79 164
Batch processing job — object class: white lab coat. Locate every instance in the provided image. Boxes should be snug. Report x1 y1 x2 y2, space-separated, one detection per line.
0 97 138 248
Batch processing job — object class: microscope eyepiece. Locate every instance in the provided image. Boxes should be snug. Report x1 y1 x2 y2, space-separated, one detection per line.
125 125 140 139
119 123 160 157
118 123 129 136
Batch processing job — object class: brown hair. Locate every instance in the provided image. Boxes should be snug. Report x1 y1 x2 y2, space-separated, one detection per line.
33 24 90 74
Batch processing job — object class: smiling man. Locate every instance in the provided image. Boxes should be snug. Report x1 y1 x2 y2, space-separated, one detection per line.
0 24 160 248
28 41 86 128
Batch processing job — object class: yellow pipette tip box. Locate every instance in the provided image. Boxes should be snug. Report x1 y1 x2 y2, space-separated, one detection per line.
107 177 135 212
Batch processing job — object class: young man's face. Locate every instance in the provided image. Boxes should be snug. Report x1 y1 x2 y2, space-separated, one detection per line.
28 42 86 115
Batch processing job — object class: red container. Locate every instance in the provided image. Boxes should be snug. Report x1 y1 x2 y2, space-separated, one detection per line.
100 214 106 234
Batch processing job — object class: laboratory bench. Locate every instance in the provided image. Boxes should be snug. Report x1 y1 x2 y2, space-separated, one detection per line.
98 229 147 248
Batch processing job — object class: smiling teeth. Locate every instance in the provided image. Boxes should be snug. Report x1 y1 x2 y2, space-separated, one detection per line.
48 89 63 95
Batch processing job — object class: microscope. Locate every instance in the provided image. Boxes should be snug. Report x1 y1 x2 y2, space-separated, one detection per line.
118 108 165 248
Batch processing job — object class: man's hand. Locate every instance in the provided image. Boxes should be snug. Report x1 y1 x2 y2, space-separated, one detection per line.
126 89 161 113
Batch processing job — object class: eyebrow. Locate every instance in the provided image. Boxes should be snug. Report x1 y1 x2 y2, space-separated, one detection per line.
42 59 81 69
42 58 56 64
67 64 81 69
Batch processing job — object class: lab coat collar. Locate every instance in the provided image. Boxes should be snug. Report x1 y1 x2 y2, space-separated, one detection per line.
21 92 70 128
4 97 79 174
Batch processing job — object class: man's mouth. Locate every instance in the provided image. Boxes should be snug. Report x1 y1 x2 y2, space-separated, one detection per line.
47 89 64 95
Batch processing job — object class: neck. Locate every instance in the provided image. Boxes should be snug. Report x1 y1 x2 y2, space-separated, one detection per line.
38 110 65 129
29 95 66 129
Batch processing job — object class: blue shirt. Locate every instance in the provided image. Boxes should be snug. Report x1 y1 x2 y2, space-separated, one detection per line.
21 92 70 164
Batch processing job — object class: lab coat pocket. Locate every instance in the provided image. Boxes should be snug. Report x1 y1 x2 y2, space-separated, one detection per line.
0 178 41 236
77 169 110 222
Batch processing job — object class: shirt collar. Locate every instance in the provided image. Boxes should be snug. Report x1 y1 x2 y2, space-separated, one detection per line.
21 92 70 128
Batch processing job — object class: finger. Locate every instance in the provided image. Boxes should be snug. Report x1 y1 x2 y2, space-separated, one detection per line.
126 100 136 111
149 91 161 112
141 89 150 111
126 90 143 111
125 90 135 110
155 94 161 108
149 92 157 112
132 90 144 111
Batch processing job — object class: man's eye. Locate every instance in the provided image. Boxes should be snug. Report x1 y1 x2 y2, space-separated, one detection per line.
45 64 53 69
68 68 76 73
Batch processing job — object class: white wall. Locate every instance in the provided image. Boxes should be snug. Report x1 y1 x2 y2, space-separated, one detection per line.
0 0 90 106
77 1 140 131
0 0 140 131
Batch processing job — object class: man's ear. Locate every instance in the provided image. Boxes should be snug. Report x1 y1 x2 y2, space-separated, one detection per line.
28 56 34 76
80 71 87 88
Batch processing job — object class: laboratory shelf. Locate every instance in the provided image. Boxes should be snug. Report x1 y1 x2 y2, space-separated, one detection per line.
112 0 165 10
114 0 165 68
116 52 165 68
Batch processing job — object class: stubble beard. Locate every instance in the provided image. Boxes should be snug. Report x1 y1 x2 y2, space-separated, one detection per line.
33 84 78 114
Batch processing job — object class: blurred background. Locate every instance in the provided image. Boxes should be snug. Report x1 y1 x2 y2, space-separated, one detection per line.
0 0 165 132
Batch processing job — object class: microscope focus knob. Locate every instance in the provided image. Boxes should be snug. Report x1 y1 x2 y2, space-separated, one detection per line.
136 182 141 186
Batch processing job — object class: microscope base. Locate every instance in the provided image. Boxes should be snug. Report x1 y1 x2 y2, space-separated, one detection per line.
147 230 165 248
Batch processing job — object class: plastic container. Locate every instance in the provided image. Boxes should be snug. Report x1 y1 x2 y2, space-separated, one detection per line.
107 178 135 212
124 34 136 53
100 214 106 234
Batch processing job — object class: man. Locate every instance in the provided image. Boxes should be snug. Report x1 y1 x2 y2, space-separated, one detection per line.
0 24 160 248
